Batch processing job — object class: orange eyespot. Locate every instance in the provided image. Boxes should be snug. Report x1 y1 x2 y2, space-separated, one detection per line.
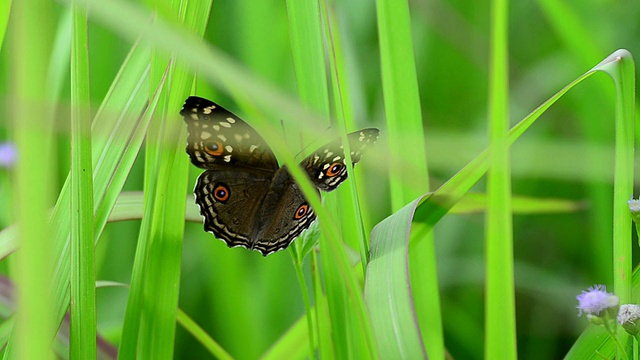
295 204 309 219
325 162 343 177
213 184 230 202
204 141 224 156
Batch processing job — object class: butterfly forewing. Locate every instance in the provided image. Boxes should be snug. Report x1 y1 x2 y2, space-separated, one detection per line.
300 128 379 192
181 96 278 171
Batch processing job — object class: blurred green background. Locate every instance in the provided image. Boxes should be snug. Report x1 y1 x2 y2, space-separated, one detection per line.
1 0 640 359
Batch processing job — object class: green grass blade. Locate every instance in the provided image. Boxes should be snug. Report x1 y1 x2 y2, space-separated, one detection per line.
538 0 616 283
537 0 601 63
91 50 153 243
285 0 330 116
312 251 335 359
375 0 429 210
176 309 234 360
597 50 636 356
596 50 635 302
290 252 316 360
374 0 441 357
260 309 315 360
283 1 334 356
321 0 370 273
50 39 152 329
70 4 96 359
2 39 154 359
112 66 167 359
129 72 189 359
118 1 212 358
285 1 376 358
0 317 14 350
451 193 584 214
8 0 56 358
0 0 11 52
485 0 516 358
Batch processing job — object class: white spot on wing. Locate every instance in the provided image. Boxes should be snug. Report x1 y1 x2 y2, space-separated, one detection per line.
249 145 258 153
201 132 211 140
224 155 231 162
219 122 231 128
226 117 236 123
218 135 227 141
332 156 341 162
225 145 233 152
234 134 243 142
213 125 220 131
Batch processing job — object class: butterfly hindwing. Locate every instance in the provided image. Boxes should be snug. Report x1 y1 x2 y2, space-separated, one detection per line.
251 170 319 255
194 167 318 256
194 169 272 250
300 128 379 192
181 96 278 171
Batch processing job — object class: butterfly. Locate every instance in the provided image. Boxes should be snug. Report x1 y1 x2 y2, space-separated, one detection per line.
181 96 379 256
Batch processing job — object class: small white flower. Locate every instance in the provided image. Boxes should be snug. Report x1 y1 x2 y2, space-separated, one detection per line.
618 304 640 335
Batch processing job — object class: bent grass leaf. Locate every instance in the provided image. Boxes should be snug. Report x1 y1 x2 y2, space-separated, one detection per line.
364 49 634 358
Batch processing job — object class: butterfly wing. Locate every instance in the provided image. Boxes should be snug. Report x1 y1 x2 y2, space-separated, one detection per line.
180 96 278 171
251 169 320 256
194 169 273 251
182 96 280 250
300 128 379 192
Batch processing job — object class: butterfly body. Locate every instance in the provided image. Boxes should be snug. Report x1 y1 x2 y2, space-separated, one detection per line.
181 96 378 256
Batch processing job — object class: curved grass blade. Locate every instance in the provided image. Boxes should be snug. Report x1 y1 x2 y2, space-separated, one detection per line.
364 49 635 358
364 196 428 359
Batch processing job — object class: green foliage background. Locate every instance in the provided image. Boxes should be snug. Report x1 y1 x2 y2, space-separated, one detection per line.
0 0 639 359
